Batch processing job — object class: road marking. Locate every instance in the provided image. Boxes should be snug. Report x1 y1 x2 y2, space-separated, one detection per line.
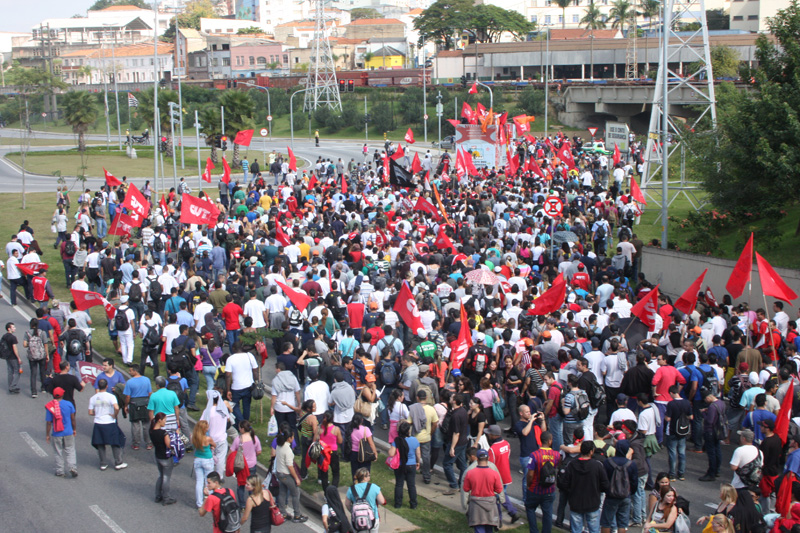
19 431 48 457
706 503 719 509
1 286 33 322
89 505 127 533
303 517 326 533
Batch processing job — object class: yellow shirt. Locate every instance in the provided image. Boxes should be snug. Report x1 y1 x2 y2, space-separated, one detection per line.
407 404 439 444
298 242 310 261
259 195 273 210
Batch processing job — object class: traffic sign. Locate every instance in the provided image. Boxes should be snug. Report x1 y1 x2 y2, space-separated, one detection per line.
543 195 563 218
588 127 598 137
41 113 46 118
267 115 273 122
423 114 429 120
260 128 268 137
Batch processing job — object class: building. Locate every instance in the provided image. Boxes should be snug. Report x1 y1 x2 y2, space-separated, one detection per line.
730 0 791 32
365 45 404 69
200 17 263 35
231 39 287 76
60 41 174 85
342 18 405 41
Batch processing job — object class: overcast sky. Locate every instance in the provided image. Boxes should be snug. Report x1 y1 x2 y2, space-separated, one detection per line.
0 1 86 33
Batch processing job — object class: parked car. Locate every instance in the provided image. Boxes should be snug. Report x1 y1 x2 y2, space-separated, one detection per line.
434 135 455 151
582 141 613 156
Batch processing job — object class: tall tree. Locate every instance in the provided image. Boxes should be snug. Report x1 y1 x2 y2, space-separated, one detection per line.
552 0 572 29
582 1 606 80
90 0 149 10
706 8 730 30
218 90 255 167
639 0 660 72
471 5 534 43
61 91 99 152
610 0 634 32
137 89 179 156
413 0 473 50
199 105 221 164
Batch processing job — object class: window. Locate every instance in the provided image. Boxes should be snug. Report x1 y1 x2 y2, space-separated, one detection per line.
249 56 255 65
257 56 267 64
212 58 219 66
222 44 229 50
283 54 288 63
747 15 758 20
545 14 551 24
222 57 230 66
531 14 538 23
558 14 563 23
295 56 299 63
573 14 579 23
732 15 743 20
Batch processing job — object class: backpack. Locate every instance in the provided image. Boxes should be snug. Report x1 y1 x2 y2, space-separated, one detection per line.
584 374 607 409
556 455 575 491
213 489 242 533
169 338 195 373
699 366 720 398
0 337 11 360
153 236 164 252
167 429 186 461
379 360 397 386
737 451 763 488
26 332 47 361
377 337 399 361
148 278 163 303
538 453 558 489
471 346 490 374
357 435 377 463
350 483 377 532
67 332 83 357
728 374 751 407
180 240 193 260
64 240 77 256
114 308 130 332
500 342 516 362
571 390 591 420
608 460 632 499
675 407 691 437
143 324 161 348
307 441 323 462
242 241 257 259
167 377 187 407
414 380 435 406
129 282 143 303
215 226 227 245
440 408 454 439
595 223 606 240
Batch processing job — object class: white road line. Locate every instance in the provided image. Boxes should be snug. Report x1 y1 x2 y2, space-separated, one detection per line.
19 431 48 457
303 517 326 533
706 502 719 509
0 286 33 322
89 505 127 533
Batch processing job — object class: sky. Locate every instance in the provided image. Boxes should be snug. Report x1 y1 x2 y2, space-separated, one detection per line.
0 0 86 33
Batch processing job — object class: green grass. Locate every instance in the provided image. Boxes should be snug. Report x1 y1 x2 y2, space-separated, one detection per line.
0 138 103 147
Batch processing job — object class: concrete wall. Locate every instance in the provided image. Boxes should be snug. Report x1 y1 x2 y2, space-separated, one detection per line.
641 247 800 308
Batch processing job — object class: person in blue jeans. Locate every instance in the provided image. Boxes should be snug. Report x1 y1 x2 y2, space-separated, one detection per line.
525 431 560 533
600 440 638 533
443 393 469 493
562 440 609 533
191 420 216 509
664 385 692 480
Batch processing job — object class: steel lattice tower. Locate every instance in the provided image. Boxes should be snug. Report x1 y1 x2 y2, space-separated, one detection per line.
642 0 717 220
304 0 342 112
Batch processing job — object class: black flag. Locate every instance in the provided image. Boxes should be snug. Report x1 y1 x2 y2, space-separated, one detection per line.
389 158 415 188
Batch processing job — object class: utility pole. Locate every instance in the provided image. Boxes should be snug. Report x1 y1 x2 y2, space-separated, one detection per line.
436 90 443 148
661 2 670 249
422 51 427 143
194 110 201 190
169 102 179 190
101 41 112 151
221 105 225 137
174 0 185 169
364 95 368 143
544 25 550 137
152 0 160 194
21 100 29 209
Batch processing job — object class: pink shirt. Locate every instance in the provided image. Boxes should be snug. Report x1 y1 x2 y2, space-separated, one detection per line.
351 425 372 452
231 435 262 468
474 388 498 409
320 425 338 451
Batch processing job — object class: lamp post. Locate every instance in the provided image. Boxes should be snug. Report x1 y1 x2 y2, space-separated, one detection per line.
243 82 271 136
474 81 493 109
544 24 551 137
152 0 160 193
103 23 123 150
290 87 310 148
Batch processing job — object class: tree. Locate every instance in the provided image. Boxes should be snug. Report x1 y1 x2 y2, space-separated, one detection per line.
237 27 263 35
581 0 606 79
90 0 148 10
518 86 545 115
706 9 729 30
471 5 534 43
687 45 741 78
61 91 98 152
413 0 472 50
371 101 394 133
610 0 634 32
161 0 219 40
218 90 255 167
551 0 571 29
137 89 179 156
199 105 221 163
350 8 381 20
639 0 660 72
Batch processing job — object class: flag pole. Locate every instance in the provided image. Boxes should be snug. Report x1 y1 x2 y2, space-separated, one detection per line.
762 291 778 363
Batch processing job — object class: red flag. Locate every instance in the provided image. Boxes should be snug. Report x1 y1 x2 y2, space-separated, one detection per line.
528 274 567 315
433 227 454 252
383 154 389 178
308 173 318 190
726 233 753 299
757 252 798 302
455 149 467 178
180 194 221 226
451 303 473 370
468 82 477 94
375 226 388 247
202 157 215 183
122 184 149 226
630 284 660 329
103 168 122 187
108 212 137 236
447 119 460 128
287 147 297 171
613 143 621 166
70 289 105 311
513 114 530 134
630 176 647 205
341 174 347 194
17 262 48 276
705 287 719 308
347 303 365 329
463 149 478 174
159 194 169 216
393 281 424 332
440 157 449 176
674 269 708 315
411 152 422 174
461 102 475 124
275 280 312 312
390 144 405 161
234 129 254 147
476 102 487 119
221 156 231 184
529 157 544 178
776 381 794 444
275 222 291 247
413 196 440 220
777 471 798 517
558 143 576 170
404 128 415 144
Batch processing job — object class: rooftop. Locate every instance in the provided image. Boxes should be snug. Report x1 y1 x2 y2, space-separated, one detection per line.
61 41 174 58
346 18 404 25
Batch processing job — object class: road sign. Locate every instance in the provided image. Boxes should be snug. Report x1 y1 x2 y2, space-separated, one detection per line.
260 128 268 137
41 113 46 118
267 115 273 122
423 114 429 120
543 196 563 218
588 127 598 137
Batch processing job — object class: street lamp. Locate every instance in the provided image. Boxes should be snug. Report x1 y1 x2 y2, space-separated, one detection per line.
474 80 493 110
544 24 551 137
290 87 311 148
103 23 123 150
242 82 271 136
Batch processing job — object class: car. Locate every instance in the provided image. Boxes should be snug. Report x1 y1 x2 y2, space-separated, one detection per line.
582 141 613 156
434 135 455 151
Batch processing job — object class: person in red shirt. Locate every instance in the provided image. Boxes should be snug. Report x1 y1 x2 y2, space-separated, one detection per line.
572 264 591 291
199 471 239 533
652 353 687 444
32 271 54 308
486 425 521 524
221 295 244 349
463 449 503 532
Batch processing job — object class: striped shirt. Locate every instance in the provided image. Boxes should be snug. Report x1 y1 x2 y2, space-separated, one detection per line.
526 447 560 495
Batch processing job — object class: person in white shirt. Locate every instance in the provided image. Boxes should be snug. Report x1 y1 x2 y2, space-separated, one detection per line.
225 346 259 427
774 301 790 338
609 394 637 426
161 316 181 357
245 290 269 329
88 379 127 471
192 294 214 334
115 296 137 365
730 429 762 489
584 339 606 384
304 368 331 416
637 394 660 436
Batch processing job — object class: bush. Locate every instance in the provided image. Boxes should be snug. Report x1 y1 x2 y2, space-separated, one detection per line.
372 101 394 133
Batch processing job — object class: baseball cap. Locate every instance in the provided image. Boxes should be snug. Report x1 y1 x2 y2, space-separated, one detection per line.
737 428 755 441
761 418 775 430
485 425 502 437
53 387 65 398
476 449 489 459
476 332 485 342
119 295 129 303
451 369 462 377
418 364 430 374
541 331 551 339
616 393 628 404
417 328 427 338
738 362 749 373
749 372 760 385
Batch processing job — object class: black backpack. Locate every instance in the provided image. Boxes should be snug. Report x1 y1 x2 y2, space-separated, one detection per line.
583 373 607 409
170 338 195 373
143 324 161 348
213 489 242 533
539 454 557 489
699 366 720 398
675 405 691 437
167 376 187 407
728 374 751 407
572 390 591 420
64 240 77 256
556 455 575 491
114 308 130 332
129 282 143 303
440 408 454 440
148 278 162 303
67 332 84 357
180 239 192 260
0 336 12 360
608 460 632 499
153 237 164 252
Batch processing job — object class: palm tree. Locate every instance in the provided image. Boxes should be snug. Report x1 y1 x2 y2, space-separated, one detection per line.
61 91 98 152
137 89 179 157
199 105 221 164
610 0 634 33
639 0 660 73
552 0 572 29
218 90 255 168
582 1 607 80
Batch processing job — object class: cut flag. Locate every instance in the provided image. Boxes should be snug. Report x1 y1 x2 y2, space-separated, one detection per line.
180 194 221 226
202 157 215 183
775 380 794 444
17 262 48 276
159 195 169 216
413 196 440 220
122 184 149 226
404 128 415 144
463 149 479 175
108 212 137 236
393 281 424 332
433 226 455 252
757 252 797 302
528 274 567 315
390 143 405 161
461 102 475 124
558 143 576 170
70 289 116 319
287 147 297 171
275 280 312 312
221 156 231 184
631 284 660 329
726 233 753 299
275 222 291 247
447 119 460 128
630 176 647 205
674 269 708 315
234 129 254 147
103 168 122 187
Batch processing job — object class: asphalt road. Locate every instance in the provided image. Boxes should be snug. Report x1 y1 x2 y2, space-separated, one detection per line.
0 290 325 533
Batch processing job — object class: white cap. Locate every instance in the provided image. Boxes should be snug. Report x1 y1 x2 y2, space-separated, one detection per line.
749 371 760 385
119 295 129 303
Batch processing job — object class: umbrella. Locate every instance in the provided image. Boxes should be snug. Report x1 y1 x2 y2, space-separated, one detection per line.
615 316 651 350
465 268 500 285
552 231 579 244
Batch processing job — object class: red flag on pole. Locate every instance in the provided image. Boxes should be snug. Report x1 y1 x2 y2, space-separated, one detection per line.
433 227 455 252
221 156 231 184
630 284 660 329
451 303 473 370
726 233 753 299
558 143 576 170
275 222 291 247
630 176 647 205
463 149 478 175
108 212 137 236
287 147 297 171
775 381 794 444
455 149 467 178
411 152 422 174
159 194 169 216
613 143 621 166
528 274 567 315
404 128 415 144
413 196 440 220
757 252 798 302
103 168 122 187
461 102 475 124
275 280 312 312
393 281 424 332
341 174 347 194
234 129 254 147
17 262 48 276
705 287 719 308
122 184 149 226
447 119 460 128
179 194 221 226
776 471 798 517
390 143 405 161
513 115 530 134
382 154 389 178
674 269 708 315
468 82 478 94
202 157 215 183
308 173 318 190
